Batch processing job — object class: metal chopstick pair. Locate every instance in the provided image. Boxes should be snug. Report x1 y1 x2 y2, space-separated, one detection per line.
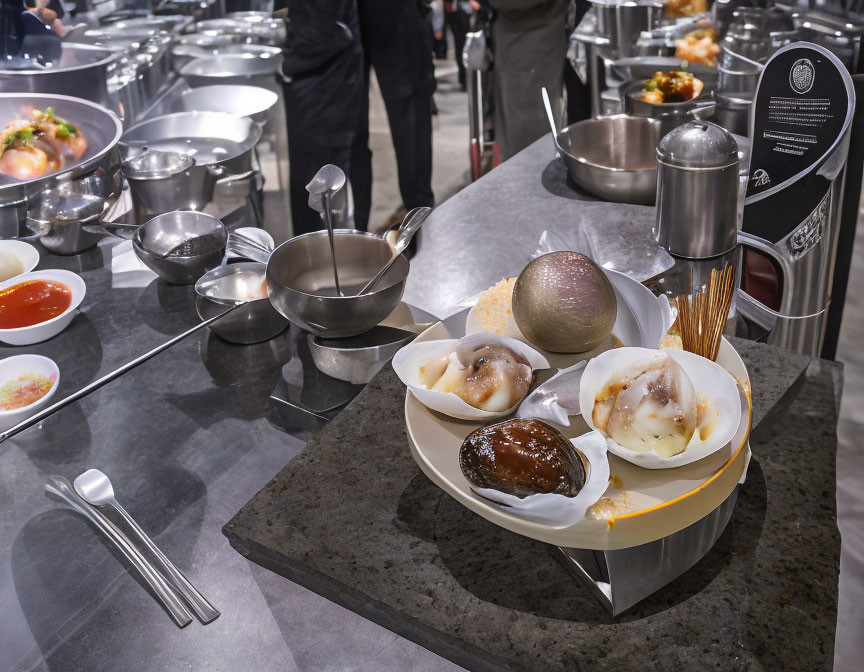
45 474 220 627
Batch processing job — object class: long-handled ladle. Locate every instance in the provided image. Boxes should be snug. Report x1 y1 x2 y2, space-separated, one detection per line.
306 164 347 296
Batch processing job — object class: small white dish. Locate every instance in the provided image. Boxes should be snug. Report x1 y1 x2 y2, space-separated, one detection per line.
0 240 39 280
0 354 60 432
0 269 86 345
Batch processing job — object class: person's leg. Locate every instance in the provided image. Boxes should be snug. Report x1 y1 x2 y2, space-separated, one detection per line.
350 62 373 231
383 94 434 210
451 9 469 90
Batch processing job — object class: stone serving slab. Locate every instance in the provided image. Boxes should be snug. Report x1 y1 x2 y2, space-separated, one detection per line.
224 339 835 671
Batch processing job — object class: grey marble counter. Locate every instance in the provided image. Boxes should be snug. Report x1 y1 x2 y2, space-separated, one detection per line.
224 348 840 671
403 134 674 318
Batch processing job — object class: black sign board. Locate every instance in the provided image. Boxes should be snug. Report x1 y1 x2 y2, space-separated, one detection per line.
743 43 854 244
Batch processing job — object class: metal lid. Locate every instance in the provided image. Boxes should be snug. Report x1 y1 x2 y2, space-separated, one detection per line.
656 121 739 169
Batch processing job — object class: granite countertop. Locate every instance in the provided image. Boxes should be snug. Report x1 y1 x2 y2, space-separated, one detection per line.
224 343 841 671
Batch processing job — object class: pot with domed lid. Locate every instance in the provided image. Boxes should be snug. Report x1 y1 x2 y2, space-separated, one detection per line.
654 120 740 260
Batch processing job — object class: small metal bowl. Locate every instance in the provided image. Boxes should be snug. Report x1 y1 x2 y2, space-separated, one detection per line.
266 230 409 339
133 211 227 285
195 262 288 344
556 115 661 205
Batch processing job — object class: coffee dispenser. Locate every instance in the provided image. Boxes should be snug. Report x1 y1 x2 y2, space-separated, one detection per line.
737 42 855 357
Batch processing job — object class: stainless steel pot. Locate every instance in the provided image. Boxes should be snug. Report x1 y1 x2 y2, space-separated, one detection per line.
555 115 661 205
590 0 663 59
121 111 263 175
0 44 125 119
711 91 753 136
180 54 283 88
26 170 123 254
176 85 278 125
171 43 282 73
0 93 124 240
622 78 716 134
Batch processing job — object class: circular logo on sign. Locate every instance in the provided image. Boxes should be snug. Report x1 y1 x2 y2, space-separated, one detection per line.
789 59 815 94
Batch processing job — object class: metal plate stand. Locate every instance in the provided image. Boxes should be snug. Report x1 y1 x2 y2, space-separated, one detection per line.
553 488 739 616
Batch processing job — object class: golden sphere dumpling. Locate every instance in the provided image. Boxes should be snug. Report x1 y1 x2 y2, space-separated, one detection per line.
512 252 617 353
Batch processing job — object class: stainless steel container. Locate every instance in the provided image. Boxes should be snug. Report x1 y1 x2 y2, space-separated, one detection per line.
195 262 289 344
0 43 125 119
122 151 221 224
590 0 663 60
655 121 740 259
712 91 753 136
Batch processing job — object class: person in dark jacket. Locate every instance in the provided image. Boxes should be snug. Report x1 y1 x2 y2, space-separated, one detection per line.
351 0 436 231
488 0 568 161
280 0 364 235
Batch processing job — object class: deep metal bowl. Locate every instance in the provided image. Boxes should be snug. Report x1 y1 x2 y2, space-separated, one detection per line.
177 85 278 124
171 43 281 72
556 115 661 205
133 211 227 285
180 54 283 88
195 262 289 344
266 230 410 338
621 78 716 119
121 111 262 174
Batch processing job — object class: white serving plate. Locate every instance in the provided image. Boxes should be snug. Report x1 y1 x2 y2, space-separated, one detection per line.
0 240 39 278
404 313 752 551
0 354 59 432
0 270 86 345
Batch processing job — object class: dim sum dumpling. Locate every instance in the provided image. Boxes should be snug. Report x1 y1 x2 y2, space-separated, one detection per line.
591 355 697 457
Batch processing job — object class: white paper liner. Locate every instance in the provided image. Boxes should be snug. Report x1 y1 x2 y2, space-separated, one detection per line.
579 347 742 469
469 430 610 525
392 334 550 421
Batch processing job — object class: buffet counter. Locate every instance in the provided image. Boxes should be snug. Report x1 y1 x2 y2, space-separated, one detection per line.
0 136 843 671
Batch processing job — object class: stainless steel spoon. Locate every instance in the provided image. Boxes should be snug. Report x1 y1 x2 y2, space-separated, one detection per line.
356 206 431 295
74 469 220 624
306 164 347 296
45 476 193 628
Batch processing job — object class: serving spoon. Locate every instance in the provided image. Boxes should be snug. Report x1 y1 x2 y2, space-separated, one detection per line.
74 469 220 624
356 206 431 295
306 164 347 296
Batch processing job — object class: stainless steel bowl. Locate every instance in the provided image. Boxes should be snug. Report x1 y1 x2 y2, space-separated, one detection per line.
266 230 410 338
307 326 417 384
133 211 227 284
177 85 278 124
556 115 661 205
195 262 288 344
121 111 262 174
180 54 283 88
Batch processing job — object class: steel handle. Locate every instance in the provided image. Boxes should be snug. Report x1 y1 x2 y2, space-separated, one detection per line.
215 169 256 186
44 477 193 628
113 502 220 623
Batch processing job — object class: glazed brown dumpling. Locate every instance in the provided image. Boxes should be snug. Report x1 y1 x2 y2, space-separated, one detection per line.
459 418 586 498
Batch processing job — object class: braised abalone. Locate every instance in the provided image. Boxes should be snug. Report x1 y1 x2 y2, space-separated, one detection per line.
459 418 586 498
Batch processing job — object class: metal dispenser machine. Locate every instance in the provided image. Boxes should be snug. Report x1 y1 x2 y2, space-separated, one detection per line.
737 42 855 357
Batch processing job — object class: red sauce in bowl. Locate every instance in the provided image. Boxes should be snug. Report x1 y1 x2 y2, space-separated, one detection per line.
0 280 72 329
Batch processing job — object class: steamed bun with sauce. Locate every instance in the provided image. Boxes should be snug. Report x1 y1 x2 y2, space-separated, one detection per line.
419 334 533 412
592 354 697 457
512 252 616 353
0 250 24 282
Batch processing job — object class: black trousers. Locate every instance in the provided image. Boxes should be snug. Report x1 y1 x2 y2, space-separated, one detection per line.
352 86 434 231
446 8 470 88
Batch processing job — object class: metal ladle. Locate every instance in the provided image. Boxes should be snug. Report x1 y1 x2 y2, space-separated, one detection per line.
306 164 347 296
356 206 431 295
